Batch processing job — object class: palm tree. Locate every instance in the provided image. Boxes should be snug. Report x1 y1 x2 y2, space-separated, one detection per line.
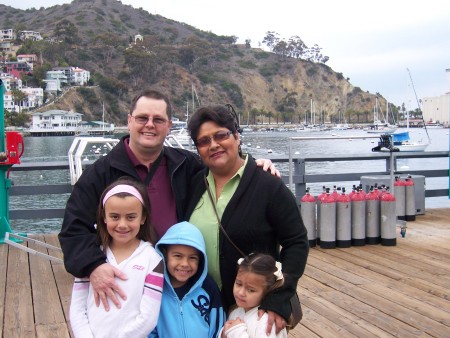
11 89 27 113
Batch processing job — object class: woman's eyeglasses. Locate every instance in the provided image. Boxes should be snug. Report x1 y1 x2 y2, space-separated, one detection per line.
130 115 168 126
196 130 232 148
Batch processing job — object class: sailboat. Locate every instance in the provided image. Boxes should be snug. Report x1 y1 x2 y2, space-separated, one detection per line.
167 84 201 147
386 104 430 152
366 98 396 133
385 68 432 152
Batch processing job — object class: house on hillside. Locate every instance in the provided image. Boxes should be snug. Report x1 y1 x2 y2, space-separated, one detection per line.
52 66 90 85
17 54 38 70
5 61 32 78
0 73 21 91
1 72 43 112
0 29 16 41
73 67 90 85
19 31 43 41
0 40 20 54
3 88 44 113
44 70 68 92
22 87 44 108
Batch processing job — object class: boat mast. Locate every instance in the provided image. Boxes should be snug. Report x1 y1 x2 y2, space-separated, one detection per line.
407 68 431 143
102 101 105 136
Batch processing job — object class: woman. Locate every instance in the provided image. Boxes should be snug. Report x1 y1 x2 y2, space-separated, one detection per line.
186 104 309 333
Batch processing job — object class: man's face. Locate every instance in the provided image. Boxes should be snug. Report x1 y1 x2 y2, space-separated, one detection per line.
127 96 173 154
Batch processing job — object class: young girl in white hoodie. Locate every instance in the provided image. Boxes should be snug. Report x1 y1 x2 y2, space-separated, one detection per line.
70 177 164 338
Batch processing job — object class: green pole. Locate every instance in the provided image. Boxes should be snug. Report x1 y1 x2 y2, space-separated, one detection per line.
0 79 14 243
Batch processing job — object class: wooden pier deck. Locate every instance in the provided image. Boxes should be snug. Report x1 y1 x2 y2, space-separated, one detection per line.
1 208 449 337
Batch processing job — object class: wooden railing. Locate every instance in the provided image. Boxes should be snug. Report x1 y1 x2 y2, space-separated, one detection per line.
8 151 449 220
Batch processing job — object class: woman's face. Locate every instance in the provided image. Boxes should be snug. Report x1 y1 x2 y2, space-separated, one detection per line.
196 121 241 175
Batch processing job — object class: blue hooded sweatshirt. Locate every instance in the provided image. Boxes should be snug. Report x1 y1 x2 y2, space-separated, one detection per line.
149 222 225 338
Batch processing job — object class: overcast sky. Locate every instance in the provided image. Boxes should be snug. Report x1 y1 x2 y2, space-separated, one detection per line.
2 0 450 107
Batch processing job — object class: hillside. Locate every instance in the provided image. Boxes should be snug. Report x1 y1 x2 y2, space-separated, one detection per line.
0 0 389 125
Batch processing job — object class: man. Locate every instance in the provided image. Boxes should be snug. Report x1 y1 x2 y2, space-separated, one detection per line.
59 89 278 311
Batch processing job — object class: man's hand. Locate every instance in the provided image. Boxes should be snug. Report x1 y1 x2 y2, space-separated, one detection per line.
255 159 281 178
258 309 286 335
90 263 128 311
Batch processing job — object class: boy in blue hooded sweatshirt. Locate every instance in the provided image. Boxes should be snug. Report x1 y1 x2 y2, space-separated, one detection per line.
150 221 225 338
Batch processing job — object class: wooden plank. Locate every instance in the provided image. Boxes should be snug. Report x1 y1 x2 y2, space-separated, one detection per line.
0 244 8 338
302 267 430 337
43 234 74 338
36 324 71 338
362 246 450 286
28 235 70 338
299 286 388 337
361 283 450 326
291 304 360 338
317 247 450 300
327 246 450 289
289 321 321 338
311 249 450 313
305 264 448 337
3 207 450 337
4 243 35 337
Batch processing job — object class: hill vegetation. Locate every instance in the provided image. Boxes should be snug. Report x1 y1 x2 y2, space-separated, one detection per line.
0 0 392 125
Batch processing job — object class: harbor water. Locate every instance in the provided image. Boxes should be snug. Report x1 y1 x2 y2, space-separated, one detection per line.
8 127 450 234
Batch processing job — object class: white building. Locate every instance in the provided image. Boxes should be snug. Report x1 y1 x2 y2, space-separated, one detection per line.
28 110 115 136
422 93 450 125
17 54 38 70
0 29 16 41
46 67 89 88
73 67 90 85
19 31 43 41
3 87 44 112
0 73 22 91
29 110 83 136
22 87 44 108
44 70 68 92
3 92 15 111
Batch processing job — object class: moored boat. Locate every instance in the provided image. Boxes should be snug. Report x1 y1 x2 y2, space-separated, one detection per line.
384 131 429 152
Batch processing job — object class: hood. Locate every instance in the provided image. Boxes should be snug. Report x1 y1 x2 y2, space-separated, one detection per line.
156 221 208 291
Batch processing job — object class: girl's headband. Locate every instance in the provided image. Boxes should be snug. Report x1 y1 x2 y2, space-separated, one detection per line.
102 184 145 207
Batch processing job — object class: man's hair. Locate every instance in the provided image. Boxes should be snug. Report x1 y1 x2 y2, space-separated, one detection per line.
129 89 173 120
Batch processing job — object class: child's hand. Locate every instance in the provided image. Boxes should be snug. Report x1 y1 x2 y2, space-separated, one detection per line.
224 318 243 331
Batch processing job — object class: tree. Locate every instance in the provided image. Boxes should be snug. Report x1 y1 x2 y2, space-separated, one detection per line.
267 111 273 124
262 31 280 50
11 89 27 113
245 39 251 49
30 63 52 87
273 40 288 57
277 92 298 113
94 32 125 64
54 19 81 44
124 46 158 88
287 36 307 59
179 35 214 73
305 44 329 64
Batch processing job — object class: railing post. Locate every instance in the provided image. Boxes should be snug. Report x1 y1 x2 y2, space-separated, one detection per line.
295 157 306 199
0 79 14 243
288 137 293 190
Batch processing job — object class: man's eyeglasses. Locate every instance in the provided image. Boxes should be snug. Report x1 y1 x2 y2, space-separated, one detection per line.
130 115 169 126
196 130 232 148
